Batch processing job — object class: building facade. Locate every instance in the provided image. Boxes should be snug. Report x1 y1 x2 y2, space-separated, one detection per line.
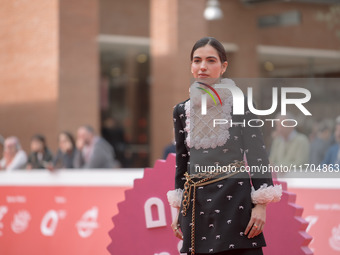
1 0 339 166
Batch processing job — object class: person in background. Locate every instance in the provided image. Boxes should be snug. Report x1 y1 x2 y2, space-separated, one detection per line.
101 116 126 167
163 130 176 159
309 119 333 166
0 134 4 160
74 125 118 169
53 131 77 169
163 142 175 160
322 115 340 165
269 112 309 167
26 134 54 170
0 136 27 171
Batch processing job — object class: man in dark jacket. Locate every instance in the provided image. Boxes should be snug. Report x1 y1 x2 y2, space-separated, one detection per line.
74 125 119 169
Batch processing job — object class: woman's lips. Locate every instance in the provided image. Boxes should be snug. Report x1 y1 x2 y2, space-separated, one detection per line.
198 74 209 78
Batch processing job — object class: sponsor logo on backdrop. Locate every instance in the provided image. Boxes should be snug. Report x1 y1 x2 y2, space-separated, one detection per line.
329 224 340 251
76 207 99 238
40 209 66 236
11 210 31 234
6 196 26 203
0 206 8 236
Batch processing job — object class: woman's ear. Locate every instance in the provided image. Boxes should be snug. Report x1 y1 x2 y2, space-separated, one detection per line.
222 61 228 74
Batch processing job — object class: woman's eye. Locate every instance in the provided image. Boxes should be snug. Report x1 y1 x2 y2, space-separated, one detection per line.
208 59 216 63
193 59 201 63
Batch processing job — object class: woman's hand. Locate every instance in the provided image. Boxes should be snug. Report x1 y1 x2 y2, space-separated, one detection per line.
244 203 267 238
45 162 55 172
171 208 183 240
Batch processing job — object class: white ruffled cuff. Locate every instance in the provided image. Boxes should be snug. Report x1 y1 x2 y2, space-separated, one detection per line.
167 189 183 208
251 184 282 204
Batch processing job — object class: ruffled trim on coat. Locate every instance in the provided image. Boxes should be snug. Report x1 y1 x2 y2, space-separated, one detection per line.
184 78 235 150
167 189 183 208
251 184 282 204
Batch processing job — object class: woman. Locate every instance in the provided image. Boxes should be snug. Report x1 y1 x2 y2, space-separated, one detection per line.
53 131 76 169
26 134 53 169
167 37 282 255
0 136 27 171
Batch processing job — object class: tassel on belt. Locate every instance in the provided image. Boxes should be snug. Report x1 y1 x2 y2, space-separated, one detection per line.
181 160 245 255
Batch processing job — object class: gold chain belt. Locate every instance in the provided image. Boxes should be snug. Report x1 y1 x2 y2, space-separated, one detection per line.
181 160 245 255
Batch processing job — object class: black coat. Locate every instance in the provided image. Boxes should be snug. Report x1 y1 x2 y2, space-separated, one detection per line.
173 96 274 254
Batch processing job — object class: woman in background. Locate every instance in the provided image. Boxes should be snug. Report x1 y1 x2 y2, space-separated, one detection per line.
26 134 53 169
54 131 76 169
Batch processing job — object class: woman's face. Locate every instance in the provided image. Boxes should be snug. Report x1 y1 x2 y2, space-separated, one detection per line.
191 44 228 80
31 139 43 152
4 141 17 158
59 133 72 153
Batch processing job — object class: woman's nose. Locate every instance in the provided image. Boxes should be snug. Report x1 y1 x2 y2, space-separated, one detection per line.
200 61 207 71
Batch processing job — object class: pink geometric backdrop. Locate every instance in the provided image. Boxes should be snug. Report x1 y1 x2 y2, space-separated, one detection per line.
108 154 313 254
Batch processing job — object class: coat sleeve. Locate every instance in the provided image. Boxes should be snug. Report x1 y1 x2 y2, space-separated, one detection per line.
173 103 189 189
166 103 188 208
241 99 282 204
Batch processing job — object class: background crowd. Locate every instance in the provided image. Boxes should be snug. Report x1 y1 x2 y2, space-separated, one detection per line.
268 114 340 168
0 124 121 171
1 113 340 172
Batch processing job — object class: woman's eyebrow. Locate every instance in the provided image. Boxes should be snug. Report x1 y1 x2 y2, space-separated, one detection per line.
206 56 218 59
193 56 218 59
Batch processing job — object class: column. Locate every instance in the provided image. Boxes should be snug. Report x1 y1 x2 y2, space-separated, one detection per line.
150 0 207 162
58 0 100 136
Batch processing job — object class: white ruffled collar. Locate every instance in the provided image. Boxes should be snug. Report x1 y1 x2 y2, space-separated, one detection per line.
184 78 237 150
